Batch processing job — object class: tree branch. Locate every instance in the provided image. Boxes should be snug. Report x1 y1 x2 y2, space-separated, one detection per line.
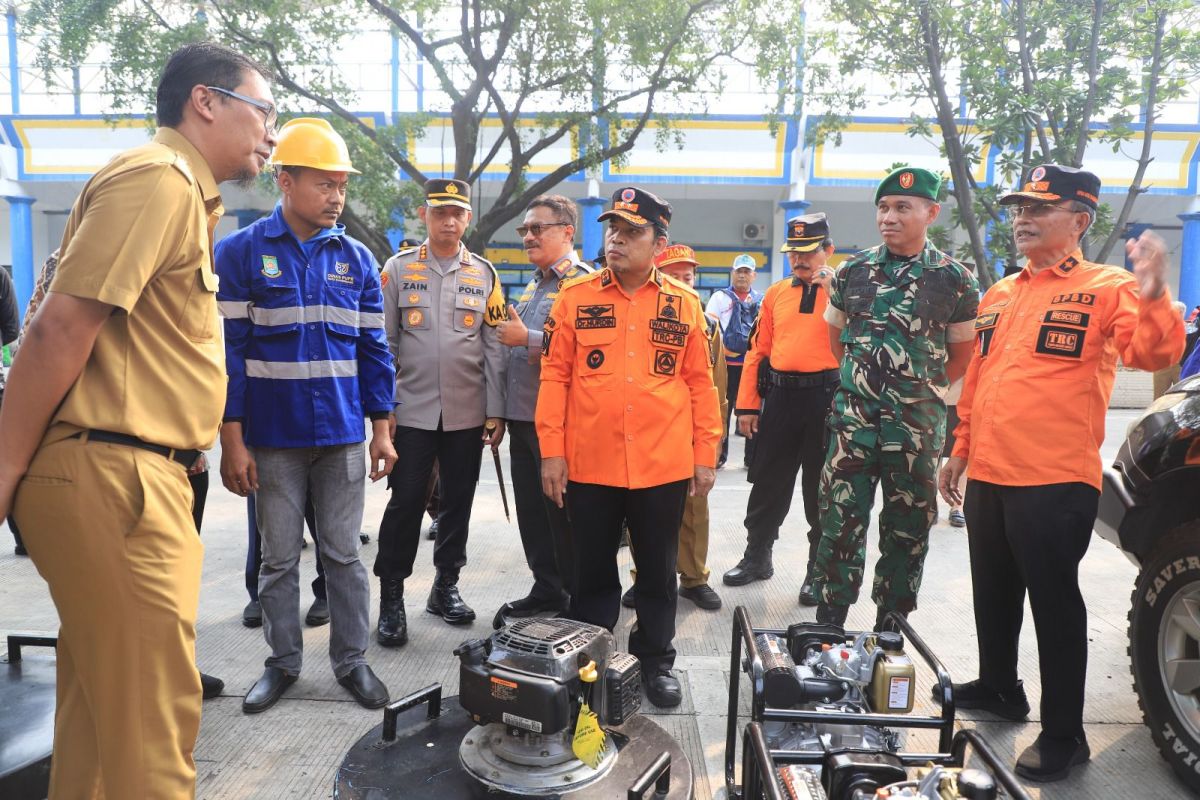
1071 0 1104 166
1015 0 1052 158
362 0 463 103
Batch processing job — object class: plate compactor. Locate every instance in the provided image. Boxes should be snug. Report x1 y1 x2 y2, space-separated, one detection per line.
335 617 693 798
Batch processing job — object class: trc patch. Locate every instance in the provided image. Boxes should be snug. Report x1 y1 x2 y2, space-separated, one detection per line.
586 349 605 369
1044 309 1090 327
1035 325 1085 358
652 330 686 347
1050 292 1096 307
653 349 677 376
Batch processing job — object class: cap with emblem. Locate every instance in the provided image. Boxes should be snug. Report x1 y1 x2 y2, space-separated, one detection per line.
998 164 1101 210
597 186 672 229
425 178 472 210
731 253 758 271
874 167 942 204
780 213 831 253
655 244 699 268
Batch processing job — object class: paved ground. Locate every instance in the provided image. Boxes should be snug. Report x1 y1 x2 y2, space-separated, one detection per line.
1 409 1194 799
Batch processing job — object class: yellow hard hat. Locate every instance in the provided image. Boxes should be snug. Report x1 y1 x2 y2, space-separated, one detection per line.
269 117 360 174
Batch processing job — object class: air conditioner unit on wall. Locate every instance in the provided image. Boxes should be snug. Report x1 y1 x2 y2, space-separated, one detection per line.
742 222 767 242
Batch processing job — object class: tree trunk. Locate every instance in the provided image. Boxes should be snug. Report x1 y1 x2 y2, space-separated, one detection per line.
340 204 395 265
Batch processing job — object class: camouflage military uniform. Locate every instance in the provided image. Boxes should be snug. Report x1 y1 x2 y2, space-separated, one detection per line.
813 243 979 613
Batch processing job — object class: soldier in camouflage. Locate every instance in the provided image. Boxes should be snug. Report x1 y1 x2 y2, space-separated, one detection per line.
814 167 979 631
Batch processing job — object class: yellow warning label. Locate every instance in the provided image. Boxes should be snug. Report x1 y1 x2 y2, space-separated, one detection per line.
572 701 605 769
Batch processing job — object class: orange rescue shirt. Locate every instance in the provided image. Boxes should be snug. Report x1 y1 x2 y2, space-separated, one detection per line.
535 267 723 489
736 277 839 411
954 249 1185 489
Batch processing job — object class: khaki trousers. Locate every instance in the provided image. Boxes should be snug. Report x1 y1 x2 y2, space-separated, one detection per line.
629 493 711 588
15 437 203 799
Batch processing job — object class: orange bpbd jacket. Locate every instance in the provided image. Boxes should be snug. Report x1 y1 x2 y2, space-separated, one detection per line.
535 267 723 489
736 276 839 411
953 250 1185 489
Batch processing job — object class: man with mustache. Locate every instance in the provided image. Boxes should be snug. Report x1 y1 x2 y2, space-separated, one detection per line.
815 167 979 632
494 194 592 619
217 118 397 715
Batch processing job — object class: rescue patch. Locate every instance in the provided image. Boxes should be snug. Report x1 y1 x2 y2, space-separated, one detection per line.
586 349 605 369
576 304 616 329
656 293 680 320
1050 292 1096 307
1035 325 1085 358
261 255 281 278
653 349 677 376
1044 309 1090 327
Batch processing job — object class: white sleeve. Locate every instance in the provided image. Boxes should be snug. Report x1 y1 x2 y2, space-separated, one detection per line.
706 291 734 329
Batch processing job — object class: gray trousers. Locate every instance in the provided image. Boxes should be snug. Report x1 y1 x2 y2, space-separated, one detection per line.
252 443 370 678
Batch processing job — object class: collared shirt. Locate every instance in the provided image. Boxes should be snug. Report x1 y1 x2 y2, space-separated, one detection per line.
823 242 979 451
45 127 225 451
215 204 394 448
381 240 507 431
504 253 593 421
706 285 764 365
736 276 839 411
954 249 1185 489
536 267 723 489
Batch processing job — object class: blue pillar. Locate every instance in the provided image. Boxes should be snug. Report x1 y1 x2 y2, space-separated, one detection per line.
6 9 18 115
6 196 34 317
234 208 262 229
1179 213 1200 310
778 199 810 281
578 197 606 265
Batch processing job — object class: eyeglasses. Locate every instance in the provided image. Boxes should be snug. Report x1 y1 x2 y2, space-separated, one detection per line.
206 86 278 134
1006 202 1075 221
516 222 570 238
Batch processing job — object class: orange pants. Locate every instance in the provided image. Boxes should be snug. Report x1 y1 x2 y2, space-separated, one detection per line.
15 437 203 799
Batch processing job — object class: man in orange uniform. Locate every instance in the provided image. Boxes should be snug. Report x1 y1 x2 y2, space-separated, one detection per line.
724 214 839 606
938 164 1185 782
537 187 722 708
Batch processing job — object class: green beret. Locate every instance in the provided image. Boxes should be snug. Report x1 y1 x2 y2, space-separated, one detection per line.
874 167 941 204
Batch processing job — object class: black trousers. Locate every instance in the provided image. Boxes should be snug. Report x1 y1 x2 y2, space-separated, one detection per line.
721 364 757 466
567 479 688 674
964 479 1098 738
375 423 484 582
507 420 574 602
743 381 835 563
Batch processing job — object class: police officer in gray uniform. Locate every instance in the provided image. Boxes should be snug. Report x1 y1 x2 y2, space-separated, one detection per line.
374 178 507 646
495 194 593 620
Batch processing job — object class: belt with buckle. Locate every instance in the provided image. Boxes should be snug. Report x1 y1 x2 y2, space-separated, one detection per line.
767 368 839 389
70 429 201 469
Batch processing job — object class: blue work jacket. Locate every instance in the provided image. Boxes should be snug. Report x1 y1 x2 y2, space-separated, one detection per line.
216 204 394 448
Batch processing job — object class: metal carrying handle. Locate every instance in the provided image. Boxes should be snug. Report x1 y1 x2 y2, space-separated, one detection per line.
5 634 57 662
627 751 672 799
381 683 442 742
740 722 786 800
951 728 1034 800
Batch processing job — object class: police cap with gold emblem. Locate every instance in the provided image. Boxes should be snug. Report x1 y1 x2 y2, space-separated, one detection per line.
780 212 831 253
874 167 942 204
998 164 1101 210
597 186 672 229
425 178 472 210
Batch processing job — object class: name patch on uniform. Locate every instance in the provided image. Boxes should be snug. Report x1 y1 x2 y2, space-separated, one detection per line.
1044 309 1090 327
653 349 677 376
586 349 605 369
649 318 689 347
327 272 356 286
1050 292 1096 307
1036 325 1085 358
576 304 616 329
458 284 485 297
656 294 680 320
261 255 281 278
402 282 429 291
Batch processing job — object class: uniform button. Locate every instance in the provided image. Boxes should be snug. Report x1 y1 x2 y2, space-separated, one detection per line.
628 351 635 357
626 434 633 441
630 301 637 306
307 294 313 299
1005 345 1011 350
993 377 999 383
629 325 635 331
626 376 633 383
311 354 318 359
308 324 315 330
1018 311 1025 317
314 390 321 396
627 405 633 412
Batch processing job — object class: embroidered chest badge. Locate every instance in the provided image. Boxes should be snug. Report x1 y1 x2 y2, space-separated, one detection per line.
261 255 281 278
335 261 351 275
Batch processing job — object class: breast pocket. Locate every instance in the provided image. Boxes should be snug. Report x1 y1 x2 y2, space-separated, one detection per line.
399 290 431 331
576 327 617 382
1033 309 1091 362
454 293 484 335
179 265 220 342
842 283 877 341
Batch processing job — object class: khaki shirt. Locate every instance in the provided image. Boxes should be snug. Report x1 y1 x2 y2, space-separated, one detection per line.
45 127 225 451
381 241 507 431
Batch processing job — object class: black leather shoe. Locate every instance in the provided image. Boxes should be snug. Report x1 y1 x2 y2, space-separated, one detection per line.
815 603 849 626
200 671 224 700
13 542 27 556
643 670 682 708
1015 733 1090 782
377 579 408 647
722 555 774 586
932 678 1030 721
338 664 390 709
305 597 330 627
243 667 297 714
798 580 818 606
679 583 722 610
621 585 636 608
427 574 475 624
426 517 439 540
242 599 263 629
504 593 569 618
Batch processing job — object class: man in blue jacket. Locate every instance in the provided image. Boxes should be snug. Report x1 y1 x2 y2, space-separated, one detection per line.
216 118 397 714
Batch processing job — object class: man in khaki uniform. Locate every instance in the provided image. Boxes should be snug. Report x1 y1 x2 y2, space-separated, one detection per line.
0 44 276 798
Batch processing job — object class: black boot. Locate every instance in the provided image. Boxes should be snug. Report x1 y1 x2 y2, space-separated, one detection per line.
875 606 907 633
815 603 848 626
798 561 818 606
376 579 408 647
722 539 774 586
427 572 476 624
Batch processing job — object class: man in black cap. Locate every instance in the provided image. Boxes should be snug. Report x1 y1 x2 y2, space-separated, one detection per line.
937 164 1185 782
373 178 508 646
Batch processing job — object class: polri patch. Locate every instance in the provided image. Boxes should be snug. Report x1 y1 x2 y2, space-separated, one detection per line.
1036 325 1085 358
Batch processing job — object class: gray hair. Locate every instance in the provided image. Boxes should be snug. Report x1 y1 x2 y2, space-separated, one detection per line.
526 194 578 232
1068 200 1096 238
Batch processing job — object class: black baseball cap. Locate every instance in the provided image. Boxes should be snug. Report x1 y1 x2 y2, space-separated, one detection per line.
999 164 1101 210
781 212 831 253
597 186 671 229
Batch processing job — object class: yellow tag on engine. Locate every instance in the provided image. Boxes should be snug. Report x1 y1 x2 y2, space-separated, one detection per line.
572 701 605 769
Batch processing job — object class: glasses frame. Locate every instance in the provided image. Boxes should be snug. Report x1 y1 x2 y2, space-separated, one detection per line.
206 85 278 134
516 221 570 238
1007 202 1077 221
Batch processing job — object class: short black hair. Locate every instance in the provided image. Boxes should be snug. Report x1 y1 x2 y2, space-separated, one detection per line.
156 42 272 128
526 194 578 231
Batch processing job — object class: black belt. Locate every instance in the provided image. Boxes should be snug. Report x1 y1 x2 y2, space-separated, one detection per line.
70 430 201 469
767 368 839 389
